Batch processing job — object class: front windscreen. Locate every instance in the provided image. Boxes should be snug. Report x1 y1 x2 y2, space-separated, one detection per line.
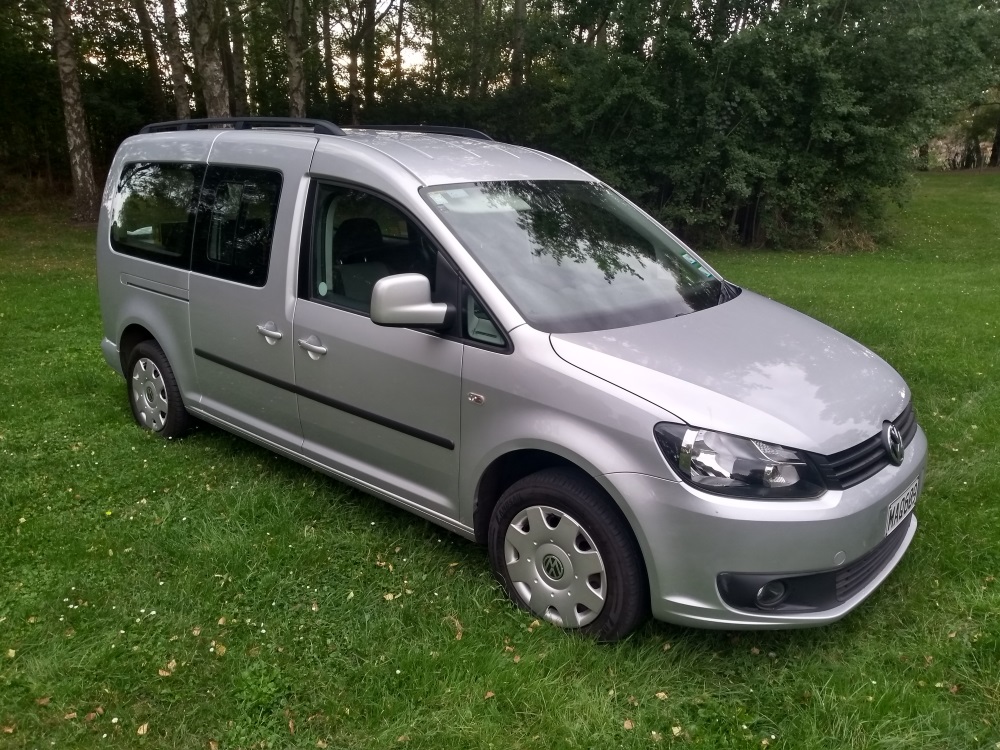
422 181 728 333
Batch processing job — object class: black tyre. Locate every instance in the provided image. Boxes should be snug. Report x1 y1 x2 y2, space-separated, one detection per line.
488 467 648 641
125 340 191 439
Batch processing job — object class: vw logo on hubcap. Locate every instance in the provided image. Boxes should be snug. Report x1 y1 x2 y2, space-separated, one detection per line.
542 554 565 581
882 422 904 466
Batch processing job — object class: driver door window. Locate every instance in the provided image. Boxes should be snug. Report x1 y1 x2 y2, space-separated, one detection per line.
310 185 437 312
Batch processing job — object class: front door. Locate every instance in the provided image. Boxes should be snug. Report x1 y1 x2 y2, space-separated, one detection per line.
292 183 463 519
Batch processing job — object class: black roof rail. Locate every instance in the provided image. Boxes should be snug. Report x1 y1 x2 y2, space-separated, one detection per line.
355 124 494 141
139 117 346 137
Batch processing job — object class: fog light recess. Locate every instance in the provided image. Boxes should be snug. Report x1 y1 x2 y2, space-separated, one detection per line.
755 580 788 609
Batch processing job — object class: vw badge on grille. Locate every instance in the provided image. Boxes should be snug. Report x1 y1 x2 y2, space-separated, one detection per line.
881 422 904 466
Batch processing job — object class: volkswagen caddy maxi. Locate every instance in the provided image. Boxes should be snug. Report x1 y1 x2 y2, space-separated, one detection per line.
97 118 926 641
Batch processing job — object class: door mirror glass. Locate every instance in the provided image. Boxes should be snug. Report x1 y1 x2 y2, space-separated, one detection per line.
370 274 453 329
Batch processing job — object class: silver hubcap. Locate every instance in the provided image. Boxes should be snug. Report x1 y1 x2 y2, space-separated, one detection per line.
131 357 168 432
504 505 606 628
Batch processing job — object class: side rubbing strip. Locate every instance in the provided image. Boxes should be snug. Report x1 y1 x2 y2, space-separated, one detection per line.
193 348 455 450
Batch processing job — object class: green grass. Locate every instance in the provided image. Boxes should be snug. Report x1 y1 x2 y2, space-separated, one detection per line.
1 172 999 749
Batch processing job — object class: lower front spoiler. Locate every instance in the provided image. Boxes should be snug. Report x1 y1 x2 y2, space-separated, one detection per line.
657 515 917 630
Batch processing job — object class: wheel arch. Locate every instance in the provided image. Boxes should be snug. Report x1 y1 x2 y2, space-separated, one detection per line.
119 323 156 373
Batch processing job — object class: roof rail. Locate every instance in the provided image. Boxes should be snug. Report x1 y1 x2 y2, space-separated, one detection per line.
139 117 346 137
356 124 494 141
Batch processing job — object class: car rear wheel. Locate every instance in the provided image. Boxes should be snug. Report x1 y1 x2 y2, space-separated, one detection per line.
488 467 648 641
125 340 191 439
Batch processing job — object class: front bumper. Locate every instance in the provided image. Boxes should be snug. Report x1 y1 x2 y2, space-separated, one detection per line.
602 426 927 629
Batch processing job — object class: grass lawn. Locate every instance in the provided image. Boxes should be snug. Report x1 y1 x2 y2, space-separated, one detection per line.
1 171 999 749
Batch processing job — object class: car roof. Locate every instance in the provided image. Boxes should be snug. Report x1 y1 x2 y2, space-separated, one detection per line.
332 129 593 186
124 126 595 186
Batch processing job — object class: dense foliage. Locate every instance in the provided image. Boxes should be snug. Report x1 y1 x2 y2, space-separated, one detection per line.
2 0 998 242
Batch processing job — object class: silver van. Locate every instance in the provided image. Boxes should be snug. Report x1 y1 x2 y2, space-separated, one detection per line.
97 118 926 641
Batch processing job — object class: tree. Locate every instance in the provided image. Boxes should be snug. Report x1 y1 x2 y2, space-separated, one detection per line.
286 0 306 116
130 0 167 119
161 0 190 118
48 0 99 221
187 0 230 117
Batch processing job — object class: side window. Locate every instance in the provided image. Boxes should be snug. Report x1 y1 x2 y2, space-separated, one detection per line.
192 166 282 287
464 292 506 347
307 184 437 312
109 162 205 268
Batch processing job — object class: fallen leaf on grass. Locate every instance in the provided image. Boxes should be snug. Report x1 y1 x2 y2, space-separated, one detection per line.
624 719 635 730
504 645 514 652
672 726 682 736
96 706 104 715
662 642 671 651
209 741 219 750
215 643 227 656
288 718 295 734
627 695 638 706
192 626 201 636
158 669 172 677
655 691 668 700
316 741 328 749
383 593 396 601
513 655 521 663
2 726 14 734
751 647 760 655
85 713 97 722
218 617 227 626
485 691 495 699
397 736 409 743
137 723 149 735
311 602 319 612
949 684 960 694
444 615 463 640
36 696 50 706
6 649 14 658
651 730 663 742
64 712 77 720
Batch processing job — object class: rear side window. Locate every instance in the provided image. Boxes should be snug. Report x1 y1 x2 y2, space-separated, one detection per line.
109 162 205 268
192 166 282 287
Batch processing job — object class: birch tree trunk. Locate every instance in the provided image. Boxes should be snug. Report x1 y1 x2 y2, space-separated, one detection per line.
130 0 168 119
286 0 306 117
48 0 99 222
511 0 525 88
161 0 190 119
362 0 377 112
469 0 482 97
394 0 404 82
990 118 1000 168
348 46 361 124
321 0 337 102
188 0 231 118
226 0 249 114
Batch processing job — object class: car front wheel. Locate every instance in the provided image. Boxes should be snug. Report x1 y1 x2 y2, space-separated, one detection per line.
488 467 648 641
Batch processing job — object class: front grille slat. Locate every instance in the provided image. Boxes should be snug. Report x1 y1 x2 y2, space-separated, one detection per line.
817 402 917 490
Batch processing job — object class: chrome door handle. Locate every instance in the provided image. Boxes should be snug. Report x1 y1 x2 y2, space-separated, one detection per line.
256 323 283 343
297 337 328 357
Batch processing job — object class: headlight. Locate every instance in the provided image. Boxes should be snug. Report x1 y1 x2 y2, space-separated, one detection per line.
654 423 826 499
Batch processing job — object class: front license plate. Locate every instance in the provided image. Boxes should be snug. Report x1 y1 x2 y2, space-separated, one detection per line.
885 477 920 537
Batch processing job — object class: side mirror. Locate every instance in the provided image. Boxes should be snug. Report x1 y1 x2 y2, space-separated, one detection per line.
370 273 453 329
